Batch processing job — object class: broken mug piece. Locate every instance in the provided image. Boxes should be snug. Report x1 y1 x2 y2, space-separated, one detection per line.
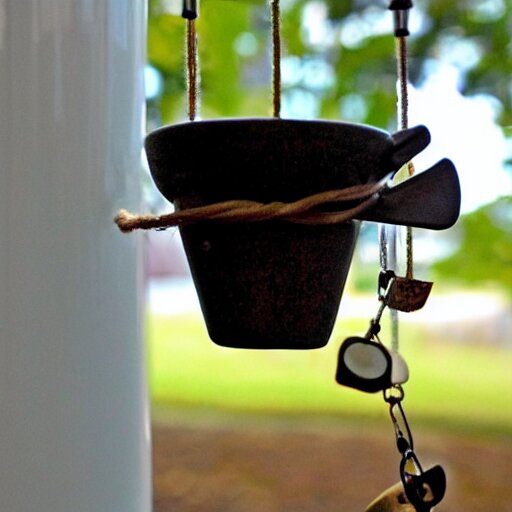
335 336 409 393
364 482 415 512
387 276 433 313
379 271 433 313
390 351 409 386
145 118 461 349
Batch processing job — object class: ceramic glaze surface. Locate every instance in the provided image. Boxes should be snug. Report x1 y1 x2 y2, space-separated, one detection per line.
0 2 150 511
344 343 388 379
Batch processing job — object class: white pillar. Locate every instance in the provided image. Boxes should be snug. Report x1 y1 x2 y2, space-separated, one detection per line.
0 2 151 511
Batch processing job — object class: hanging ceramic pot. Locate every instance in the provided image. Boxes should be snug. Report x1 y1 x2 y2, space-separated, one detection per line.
145 118 460 349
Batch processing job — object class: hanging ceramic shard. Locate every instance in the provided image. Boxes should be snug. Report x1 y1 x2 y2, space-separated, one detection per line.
390 350 409 385
336 337 393 393
386 276 433 312
145 118 461 349
335 336 409 393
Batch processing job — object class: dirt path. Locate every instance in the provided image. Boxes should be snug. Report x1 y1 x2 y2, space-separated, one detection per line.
152 413 512 512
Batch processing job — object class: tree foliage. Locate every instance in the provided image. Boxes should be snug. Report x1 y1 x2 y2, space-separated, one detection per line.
148 0 512 130
432 197 512 297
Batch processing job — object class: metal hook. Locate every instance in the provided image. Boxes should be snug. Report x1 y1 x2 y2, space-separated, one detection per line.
388 0 413 37
400 458 447 512
365 308 384 339
378 270 396 301
384 386 415 453
365 276 394 339
182 0 198 20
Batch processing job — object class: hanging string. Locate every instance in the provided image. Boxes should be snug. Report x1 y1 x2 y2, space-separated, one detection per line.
380 2 414 353
396 37 409 134
182 0 200 120
271 0 281 118
396 35 414 280
387 226 400 353
186 18 199 121
378 224 388 270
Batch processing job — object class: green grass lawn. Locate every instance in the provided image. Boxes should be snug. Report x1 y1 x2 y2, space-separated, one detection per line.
147 309 512 438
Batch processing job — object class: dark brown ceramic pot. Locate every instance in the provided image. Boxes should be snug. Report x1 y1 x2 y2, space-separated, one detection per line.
145 118 459 349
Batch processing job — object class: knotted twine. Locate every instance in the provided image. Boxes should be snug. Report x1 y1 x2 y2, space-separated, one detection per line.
114 177 389 233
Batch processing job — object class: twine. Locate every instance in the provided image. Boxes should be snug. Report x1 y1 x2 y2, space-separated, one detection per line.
396 35 414 280
379 32 414 354
186 19 198 121
271 0 281 118
396 37 409 135
114 178 388 233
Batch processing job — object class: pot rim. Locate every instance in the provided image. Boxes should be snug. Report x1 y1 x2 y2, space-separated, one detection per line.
145 116 390 141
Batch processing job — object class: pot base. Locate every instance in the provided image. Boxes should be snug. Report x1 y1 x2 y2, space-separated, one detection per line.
181 220 358 349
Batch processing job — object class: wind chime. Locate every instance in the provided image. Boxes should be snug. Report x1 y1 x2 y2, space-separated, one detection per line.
116 0 460 509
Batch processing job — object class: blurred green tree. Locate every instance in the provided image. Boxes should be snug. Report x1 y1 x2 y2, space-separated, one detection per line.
432 196 512 297
147 0 512 130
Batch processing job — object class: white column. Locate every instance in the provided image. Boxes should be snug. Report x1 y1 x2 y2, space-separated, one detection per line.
0 2 151 511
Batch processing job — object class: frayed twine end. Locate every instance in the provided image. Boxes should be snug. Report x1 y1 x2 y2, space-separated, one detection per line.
114 209 141 233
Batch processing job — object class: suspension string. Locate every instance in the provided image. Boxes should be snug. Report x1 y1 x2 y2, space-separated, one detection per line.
186 18 198 121
182 0 199 120
380 1 414 353
387 225 400 352
396 35 415 279
396 36 409 134
385 38 410 352
271 0 281 118
390 308 399 352
378 224 388 270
